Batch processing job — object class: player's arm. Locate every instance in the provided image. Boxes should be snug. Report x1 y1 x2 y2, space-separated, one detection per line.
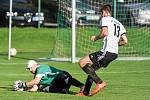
91 26 108 42
28 85 39 92
13 77 41 91
118 33 128 46
26 77 42 87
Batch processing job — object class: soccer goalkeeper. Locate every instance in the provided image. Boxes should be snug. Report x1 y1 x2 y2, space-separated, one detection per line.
13 60 84 94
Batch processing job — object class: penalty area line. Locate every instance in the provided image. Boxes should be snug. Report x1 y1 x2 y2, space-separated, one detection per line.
0 63 26 65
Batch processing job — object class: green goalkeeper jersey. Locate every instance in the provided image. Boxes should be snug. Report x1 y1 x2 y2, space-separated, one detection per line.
35 64 61 85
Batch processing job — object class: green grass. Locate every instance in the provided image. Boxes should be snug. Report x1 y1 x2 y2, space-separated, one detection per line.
0 59 150 100
1 27 150 59
0 27 150 99
0 27 57 59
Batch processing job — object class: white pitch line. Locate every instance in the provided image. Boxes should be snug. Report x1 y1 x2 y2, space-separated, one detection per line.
0 63 26 65
0 62 50 65
0 73 30 76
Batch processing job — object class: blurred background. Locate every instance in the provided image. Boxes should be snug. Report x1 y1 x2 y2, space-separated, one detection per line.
0 0 58 27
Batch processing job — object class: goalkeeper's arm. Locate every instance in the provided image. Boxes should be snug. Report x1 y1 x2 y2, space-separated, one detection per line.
13 77 41 91
27 85 39 92
17 77 41 90
26 77 41 87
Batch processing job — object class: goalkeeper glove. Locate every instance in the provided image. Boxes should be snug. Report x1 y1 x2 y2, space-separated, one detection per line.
13 80 27 91
18 82 27 88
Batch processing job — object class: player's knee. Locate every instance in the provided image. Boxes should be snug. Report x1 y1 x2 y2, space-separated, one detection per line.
79 59 85 68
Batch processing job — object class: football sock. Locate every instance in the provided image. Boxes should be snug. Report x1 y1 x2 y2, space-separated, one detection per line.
91 64 101 71
83 75 93 95
82 64 103 84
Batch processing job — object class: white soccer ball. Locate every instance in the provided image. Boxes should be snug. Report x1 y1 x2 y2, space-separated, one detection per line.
10 48 17 56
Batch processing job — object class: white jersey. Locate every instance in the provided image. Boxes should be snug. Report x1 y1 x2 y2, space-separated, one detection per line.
100 16 126 54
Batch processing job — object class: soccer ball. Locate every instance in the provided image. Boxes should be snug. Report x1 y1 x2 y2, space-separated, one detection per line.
10 48 17 56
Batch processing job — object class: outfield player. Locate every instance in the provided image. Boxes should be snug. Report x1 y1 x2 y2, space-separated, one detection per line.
14 60 84 94
76 4 128 96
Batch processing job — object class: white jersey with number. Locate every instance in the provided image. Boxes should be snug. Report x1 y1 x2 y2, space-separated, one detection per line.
100 16 126 54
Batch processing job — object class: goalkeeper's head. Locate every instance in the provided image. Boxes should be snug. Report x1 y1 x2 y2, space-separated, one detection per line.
26 60 38 73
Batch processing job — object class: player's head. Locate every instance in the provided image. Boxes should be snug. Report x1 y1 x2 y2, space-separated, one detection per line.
100 4 111 17
26 60 38 73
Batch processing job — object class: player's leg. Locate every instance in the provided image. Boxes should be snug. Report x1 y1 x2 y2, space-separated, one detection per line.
39 84 53 93
76 64 105 96
90 51 118 96
51 78 70 94
83 75 93 95
79 54 103 85
75 75 93 96
69 77 84 89
57 71 84 92
62 71 84 90
38 84 66 93
79 51 107 96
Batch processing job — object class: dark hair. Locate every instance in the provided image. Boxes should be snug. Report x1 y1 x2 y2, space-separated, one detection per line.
100 4 111 13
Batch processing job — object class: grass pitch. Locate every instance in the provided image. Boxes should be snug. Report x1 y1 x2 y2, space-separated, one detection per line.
0 59 150 100
0 27 150 100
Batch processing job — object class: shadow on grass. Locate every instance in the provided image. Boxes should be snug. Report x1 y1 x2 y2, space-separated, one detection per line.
0 85 14 91
0 53 33 61
0 85 78 95
11 56 32 60
43 91 78 96
0 53 8 60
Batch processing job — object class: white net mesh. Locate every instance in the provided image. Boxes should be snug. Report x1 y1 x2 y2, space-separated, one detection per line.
51 0 150 61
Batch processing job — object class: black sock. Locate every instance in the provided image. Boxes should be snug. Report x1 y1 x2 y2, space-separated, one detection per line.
91 64 101 71
82 64 102 84
83 75 93 95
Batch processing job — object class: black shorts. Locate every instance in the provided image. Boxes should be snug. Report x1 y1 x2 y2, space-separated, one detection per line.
89 51 118 70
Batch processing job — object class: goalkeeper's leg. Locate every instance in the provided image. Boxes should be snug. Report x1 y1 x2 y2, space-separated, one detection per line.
61 71 84 89
56 71 84 92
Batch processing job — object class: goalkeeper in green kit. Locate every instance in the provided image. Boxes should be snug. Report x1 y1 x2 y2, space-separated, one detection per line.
13 60 84 94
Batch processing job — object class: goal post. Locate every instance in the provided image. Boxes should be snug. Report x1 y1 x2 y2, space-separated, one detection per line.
72 0 76 63
50 0 150 62
8 0 13 60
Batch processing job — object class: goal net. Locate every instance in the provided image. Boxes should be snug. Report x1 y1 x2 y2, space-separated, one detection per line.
51 0 150 61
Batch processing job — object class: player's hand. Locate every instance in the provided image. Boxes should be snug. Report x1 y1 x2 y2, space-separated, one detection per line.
13 80 26 91
91 36 97 42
